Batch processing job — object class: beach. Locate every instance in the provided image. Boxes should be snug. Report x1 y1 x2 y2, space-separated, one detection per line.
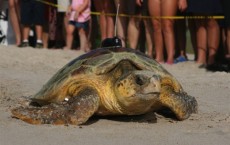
0 45 229 145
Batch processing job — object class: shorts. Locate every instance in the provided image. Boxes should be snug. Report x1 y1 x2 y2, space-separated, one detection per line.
221 0 230 27
126 0 149 16
69 20 89 30
20 0 45 25
187 0 222 14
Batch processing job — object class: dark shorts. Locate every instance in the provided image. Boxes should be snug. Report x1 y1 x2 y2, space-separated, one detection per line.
127 0 149 16
20 0 45 25
187 0 222 14
221 0 230 27
69 20 90 30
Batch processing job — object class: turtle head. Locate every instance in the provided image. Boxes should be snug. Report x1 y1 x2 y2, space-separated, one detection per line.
114 71 161 114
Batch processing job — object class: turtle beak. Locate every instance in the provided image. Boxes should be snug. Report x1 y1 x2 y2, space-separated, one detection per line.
134 73 161 97
141 75 161 94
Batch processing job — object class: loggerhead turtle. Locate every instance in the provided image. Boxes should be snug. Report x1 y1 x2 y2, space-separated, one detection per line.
11 47 198 125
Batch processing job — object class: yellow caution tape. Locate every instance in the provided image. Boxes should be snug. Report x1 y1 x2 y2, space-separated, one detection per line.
36 0 225 19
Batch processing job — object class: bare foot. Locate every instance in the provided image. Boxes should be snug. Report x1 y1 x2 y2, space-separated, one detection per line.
226 54 230 60
63 47 71 50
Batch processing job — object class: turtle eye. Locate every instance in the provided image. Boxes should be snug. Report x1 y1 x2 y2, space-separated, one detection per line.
135 75 146 86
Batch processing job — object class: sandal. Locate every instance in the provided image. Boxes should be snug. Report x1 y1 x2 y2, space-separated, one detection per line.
174 56 187 63
18 42 29 48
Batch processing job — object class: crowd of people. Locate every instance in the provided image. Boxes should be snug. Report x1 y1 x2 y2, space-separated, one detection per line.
1 0 230 71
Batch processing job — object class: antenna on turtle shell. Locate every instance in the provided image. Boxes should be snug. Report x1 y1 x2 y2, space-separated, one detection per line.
114 3 120 37
101 3 122 48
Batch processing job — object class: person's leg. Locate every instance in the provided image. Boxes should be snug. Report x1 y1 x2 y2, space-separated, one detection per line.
42 26 49 48
161 0 178 64
19 0 31 47
22 25 30 42
174 17 187 58
105 0 115 38
188 18 198 60
127 0 141 49
144 19 154 58
207 18 220 65
94 0 107 40
8 0 21 45
78 27 89 52
224 28 230 59
65 23 75 50
148 0 164 62
35 25 43 42
32 0 45 48
128 17 141 49
195 19 207 65
42 3 50 49
55 12 67 48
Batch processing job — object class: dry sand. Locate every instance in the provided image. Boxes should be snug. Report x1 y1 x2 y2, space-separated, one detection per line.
0 45 229 145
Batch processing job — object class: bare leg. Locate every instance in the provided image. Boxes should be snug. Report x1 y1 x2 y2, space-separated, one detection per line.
94 0 107 40
225 28 230 59
78 28 89 52
35 25 43 41
105 0 115 38
128 17 141 49
149 0 164 63
65 24 75 50
22 25 30 41
144 19 154 58
188 19 198 60
42 30 48 48
196 19 207 65
8 0 21 45
207 19 220 65
161 0 178 64
175 18 186 58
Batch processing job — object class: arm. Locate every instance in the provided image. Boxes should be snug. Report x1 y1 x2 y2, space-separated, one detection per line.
178 0 187 12
136 0 143 6
72 0 90 14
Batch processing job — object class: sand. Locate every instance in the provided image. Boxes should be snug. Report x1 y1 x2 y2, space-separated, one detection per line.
0 45 229 145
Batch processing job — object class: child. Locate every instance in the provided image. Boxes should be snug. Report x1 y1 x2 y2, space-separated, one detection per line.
65 0 91 52
19 0 45 48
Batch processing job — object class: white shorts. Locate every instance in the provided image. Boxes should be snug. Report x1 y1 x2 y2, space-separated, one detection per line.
57 0 70 12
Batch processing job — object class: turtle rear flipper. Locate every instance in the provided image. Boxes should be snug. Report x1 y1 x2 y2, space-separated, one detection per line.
11 88 100 125
160 88 198 120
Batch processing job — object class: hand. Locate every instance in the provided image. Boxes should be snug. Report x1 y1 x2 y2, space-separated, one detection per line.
136 0 143 6
178 0 187 12
74 11 79 20
66 7 71 17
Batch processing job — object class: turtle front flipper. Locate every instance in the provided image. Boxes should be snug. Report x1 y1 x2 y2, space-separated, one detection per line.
11 88 100 125
159 87 198 120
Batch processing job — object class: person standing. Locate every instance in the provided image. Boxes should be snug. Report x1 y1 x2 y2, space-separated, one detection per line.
18 0 45 48
187 0 222 67
148 0 187 64
65 0 91 52
55 0 70 49
221 0 230 60
93 0 115 41
133 0 154 58
8 0 21 46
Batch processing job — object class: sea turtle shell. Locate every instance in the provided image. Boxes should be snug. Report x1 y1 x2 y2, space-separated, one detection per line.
11 47 198 125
